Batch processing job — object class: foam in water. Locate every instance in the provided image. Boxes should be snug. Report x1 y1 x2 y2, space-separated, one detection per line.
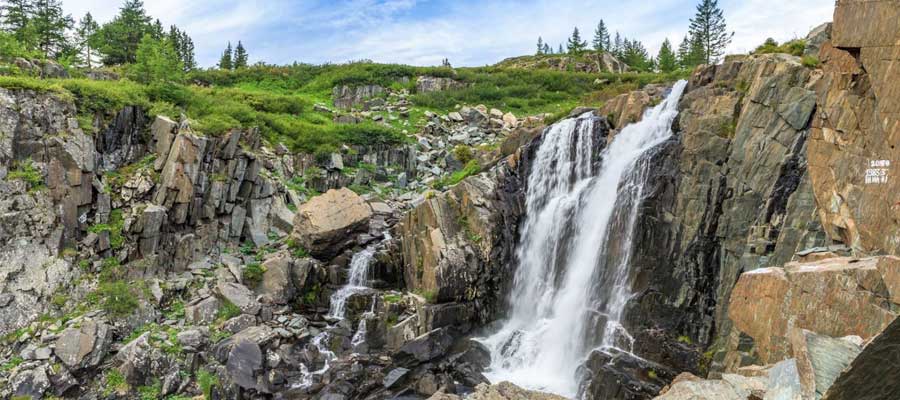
328 246 377 319
479 80 688 398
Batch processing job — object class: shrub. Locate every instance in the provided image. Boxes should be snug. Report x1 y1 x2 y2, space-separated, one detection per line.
802 55 820 69
433 160 481 190
753 38 806 57
451 145 475 164
216 300 241 322
7 158 44 191
98 280 140 317
242 262 266 287
197 369 219 400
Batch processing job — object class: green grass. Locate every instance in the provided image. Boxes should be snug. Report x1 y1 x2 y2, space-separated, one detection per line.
7 158 45 191
88 209 126 250
1 356 24 371
753 38 807 57
103 369 130 396
433 160 481 190
242 262 266 287
197 369 219 400
215 299 241 322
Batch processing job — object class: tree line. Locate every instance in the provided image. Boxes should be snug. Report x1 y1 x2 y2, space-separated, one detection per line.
0 0 251 80
534 0 732 73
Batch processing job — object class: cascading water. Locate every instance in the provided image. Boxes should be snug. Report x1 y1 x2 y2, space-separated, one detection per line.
480 80 688 398
328 246 377 319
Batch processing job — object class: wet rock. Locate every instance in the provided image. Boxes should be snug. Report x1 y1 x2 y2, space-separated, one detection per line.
396 328 454 365
579 348 673 400
291 188 373 259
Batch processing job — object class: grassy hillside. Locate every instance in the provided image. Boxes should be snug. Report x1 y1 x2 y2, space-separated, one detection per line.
0 60 688 155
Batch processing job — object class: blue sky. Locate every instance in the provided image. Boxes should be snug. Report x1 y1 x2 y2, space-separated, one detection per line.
63 0 834 68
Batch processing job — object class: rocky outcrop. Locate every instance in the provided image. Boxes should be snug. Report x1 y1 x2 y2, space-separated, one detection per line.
497 52 629 73
808 0 900 256
822 317 900 400
290 187 373 259
428 381 567 400
600 84 667 130
333 84 385 110
416 76 465 93
725 256 898 366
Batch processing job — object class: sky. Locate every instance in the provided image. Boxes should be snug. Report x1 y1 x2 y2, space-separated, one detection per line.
62 0 835 68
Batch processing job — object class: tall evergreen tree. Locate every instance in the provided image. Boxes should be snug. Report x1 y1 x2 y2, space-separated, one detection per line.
218 41 233 70
558 43 563 54
542 43 550 55
688 0 732 64
233 40 248 68
592 20 610 52
536 36 543 55
127 33 182 83
657 38 677 72
76 12 99 67
566 26 586 54
179 31 195 71
1 0 33 45
30 0 72 57
612 31 623 57
92 0 153 65
621 38 650 71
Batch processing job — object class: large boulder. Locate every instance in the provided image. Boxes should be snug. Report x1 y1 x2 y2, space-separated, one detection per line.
54 319 112 371
726 256 899 366
416 76 465 93
290 188 373 259
823 316 900 400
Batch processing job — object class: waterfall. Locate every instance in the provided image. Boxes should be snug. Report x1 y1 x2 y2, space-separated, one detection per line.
480 80 688 398
328 246 377 319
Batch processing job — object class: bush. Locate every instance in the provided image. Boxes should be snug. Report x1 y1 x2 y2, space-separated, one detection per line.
7 158 44 191
98 280 140 317
802 55 820 69
433 160 481 190
753 38 806 57
242 262 266 287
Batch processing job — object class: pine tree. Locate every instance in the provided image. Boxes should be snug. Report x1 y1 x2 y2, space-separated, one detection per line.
621 38 650 71
150 18 163 39
558 44 563 54
179 31 195 71
127 33 183 83
542 43 550 55
1 0 34 45
218 41 233 70
688 0 733 64
76 12 98 67
233 40 248 68
441 58 451 68
31 0 72 57
566 26 586 54
612 32 623 58
676 35 691 67
592 20 610 52
657 38 677 72
536 36 544 55
92 0 153 65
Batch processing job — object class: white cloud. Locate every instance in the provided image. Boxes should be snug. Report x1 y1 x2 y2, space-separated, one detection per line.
62 0 836 67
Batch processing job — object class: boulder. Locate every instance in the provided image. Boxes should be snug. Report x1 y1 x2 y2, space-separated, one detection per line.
226 340 263 390
290 188 373 259
216 282 261 315
396 328 454 365
54 319 111 371
333 85 384 110
416 76 465 93
823 316 900 400
258 251 295 304
726 256 899 365
790 329 861 399
185 296 220 325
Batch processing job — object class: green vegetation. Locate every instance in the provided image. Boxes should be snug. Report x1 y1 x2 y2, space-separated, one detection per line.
433 160 481 190
103 369 130 396
197 369 219 400
753 38 806 57
7 158 44 191
677 335 694 344
216 299 241 322
1 356 24 371
383 293 402 304
88 209 126 249
97 280 140 317
242 262 266 287
802 55 820 69
137 379 162 400
414 289 438 304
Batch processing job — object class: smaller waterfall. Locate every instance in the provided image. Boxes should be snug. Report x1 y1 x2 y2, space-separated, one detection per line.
328 247 377 319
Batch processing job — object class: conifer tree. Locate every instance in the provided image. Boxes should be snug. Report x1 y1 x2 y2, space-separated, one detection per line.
657 38 677 72
688 0 733 64
92 0 153 65
542 43 550 55
612 32 623 57
536 36 543 55
76 12 98 67
558 44 563 54
30 0 72 57
179 31 195 71
592 20 610 52
566 26 586 54
233 40 248 68
128 33 182 83
1 0 34 45
218 41 233 70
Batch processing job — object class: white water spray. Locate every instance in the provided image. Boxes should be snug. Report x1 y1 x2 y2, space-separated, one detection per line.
480 80 687 398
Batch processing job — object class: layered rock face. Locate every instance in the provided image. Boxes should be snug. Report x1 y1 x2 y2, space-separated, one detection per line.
608 53 828 385
808 0 900 255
